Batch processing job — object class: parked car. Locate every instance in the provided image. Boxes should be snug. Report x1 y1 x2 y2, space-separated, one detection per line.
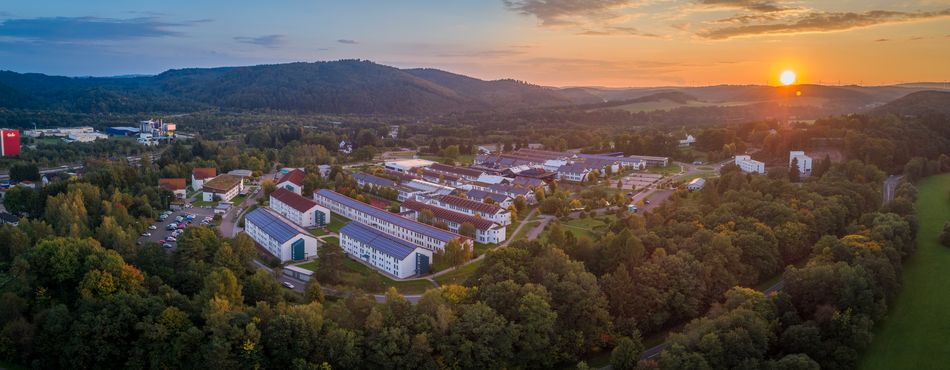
166 223 178 230
148 225 157 230
162 243 173 249
167 236 177 242
159 239 165 244
281 282 295 289
177 223 186 229
141 232 151 237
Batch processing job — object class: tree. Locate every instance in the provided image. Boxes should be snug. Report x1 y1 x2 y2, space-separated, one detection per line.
940 222 950 248
3 186 36 216
788 157 801 182
419 209 434 225
459 222 476 238
437 239 471 268
304 278 325 303
610 336 644 370
513 195 527 212
9 163 40 182
316 242 345 284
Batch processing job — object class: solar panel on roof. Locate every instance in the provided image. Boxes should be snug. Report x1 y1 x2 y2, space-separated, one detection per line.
340 222 418 260
316 190 462 242
245 208 303 244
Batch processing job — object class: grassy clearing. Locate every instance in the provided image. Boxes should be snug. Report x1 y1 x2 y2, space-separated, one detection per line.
327 213 351 233
434 259 483 286
309 228 328 236
559 216 613 240
296 258 435 295
647 164 682 176
512 221 539 241
322 236 339 245
860 174 950 370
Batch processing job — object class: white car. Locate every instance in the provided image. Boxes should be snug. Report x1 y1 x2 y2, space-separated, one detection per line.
141 232 151 237
167 236 177 242
148 225 157 230
281 282 295 289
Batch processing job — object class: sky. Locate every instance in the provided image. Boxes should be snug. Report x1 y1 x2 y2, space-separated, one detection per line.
0 0 948 87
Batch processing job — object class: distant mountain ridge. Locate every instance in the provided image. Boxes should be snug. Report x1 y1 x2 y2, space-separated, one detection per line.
0 60 947 115
873 90 950 116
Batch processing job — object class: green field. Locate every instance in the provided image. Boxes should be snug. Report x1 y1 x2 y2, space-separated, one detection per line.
296 258 435 295
434 259 483 286
327 213 350 233
860 174 950 369
322 236 339 245
647 164 682 176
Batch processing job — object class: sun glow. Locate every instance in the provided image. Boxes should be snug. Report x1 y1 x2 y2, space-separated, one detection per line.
780 70 797 85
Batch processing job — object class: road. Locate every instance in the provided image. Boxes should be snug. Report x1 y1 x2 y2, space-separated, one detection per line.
883 175 903 204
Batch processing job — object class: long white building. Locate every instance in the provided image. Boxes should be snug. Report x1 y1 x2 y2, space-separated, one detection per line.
427 194 511 226
244 208 319 262
313 189 472 252
400 199 507 244
339 222 433 278
269 188 330 228
735 155 765 174
789 151 813 174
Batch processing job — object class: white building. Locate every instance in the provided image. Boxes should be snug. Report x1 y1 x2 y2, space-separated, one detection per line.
339 222 433 278
557 163 593 182
201 174 243 202
735 155 765 174
384 159 435 173
276 169 305 195
401 199 507 244
789 151 813 174
687 177 706 191
65 132 108 143
24 126 95 138
679 134 696 147
270 188 330 228
313 189 472 252
244 208 319 262
428 194 511 226
191 168 216 190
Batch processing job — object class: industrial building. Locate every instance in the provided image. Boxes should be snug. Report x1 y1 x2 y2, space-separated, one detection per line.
339 222 432 278
789 151 813 174
313 189 472 252
201 174 243 202
400 199 506 244
244 208 319 262
0 129 20 157
269 188 329 228
191 168 216 190
735 155 765 174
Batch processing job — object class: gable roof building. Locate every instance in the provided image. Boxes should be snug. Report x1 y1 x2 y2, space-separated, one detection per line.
276 169 306 195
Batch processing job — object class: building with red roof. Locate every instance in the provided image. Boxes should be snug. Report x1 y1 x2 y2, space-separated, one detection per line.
159 178 187 199
269 187 329 227
191 167 217 190
276 169 306 195
400 199 506 244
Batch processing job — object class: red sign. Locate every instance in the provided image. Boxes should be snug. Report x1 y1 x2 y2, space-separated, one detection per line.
1 130 20 156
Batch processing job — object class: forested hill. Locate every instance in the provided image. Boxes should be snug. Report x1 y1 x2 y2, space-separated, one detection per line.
0 60 573 114
873 90 950 117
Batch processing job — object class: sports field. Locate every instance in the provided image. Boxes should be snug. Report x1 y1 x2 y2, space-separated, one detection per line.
860 174 950 369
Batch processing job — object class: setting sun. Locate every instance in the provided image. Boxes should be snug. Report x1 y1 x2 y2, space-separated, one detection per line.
780 70 797 85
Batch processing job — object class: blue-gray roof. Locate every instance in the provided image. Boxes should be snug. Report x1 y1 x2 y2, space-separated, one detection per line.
353 172 397 188
466 189 510 203
315 189 462 242
245 208 306 244
340 222 418 260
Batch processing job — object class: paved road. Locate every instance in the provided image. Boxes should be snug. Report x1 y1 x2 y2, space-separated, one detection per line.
883 175 903 204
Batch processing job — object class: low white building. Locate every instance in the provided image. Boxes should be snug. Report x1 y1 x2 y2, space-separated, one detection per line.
789 151 813 174
735 155 765 174
339 222 433 278
401 199 507 244
65 132 108 143
687 177 706 191
276 169 306 195
270 188 330 228
430 194 511 226
244 208 319 262
384 159 435 173
191 168 216 190
201 174 243 202
557 163 593 182
679 134 696 147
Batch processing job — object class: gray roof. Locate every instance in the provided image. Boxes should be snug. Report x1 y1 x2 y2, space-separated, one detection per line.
466 189 510 203
353 172 397 188
315 189 464 242
245 208 308 244
340 222 420 260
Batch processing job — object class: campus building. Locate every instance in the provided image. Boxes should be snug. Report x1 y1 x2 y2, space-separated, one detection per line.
159 178 187 199
401 199 507 244
269 188 329 228
463 189 513 209
687 177 706 191
427 163 484 182
201 174 243 202
191 167 216 190
427 194 511 225
383 159 435 173
789 151 813 174
313 189 472 252
339 222 432 278
244 208 319 262
735 155 765 174
276 169 306 195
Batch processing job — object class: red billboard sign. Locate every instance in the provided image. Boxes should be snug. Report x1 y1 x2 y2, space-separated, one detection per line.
1 130 21 156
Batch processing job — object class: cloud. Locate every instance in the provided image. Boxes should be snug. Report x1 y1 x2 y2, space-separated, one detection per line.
699 8 950 39
697 0 790 13
502 0 638 25
337 39 358 44
0 16 201 42
874 38 890 42
576 25 660 37
234 34 285 48
437 48 529 58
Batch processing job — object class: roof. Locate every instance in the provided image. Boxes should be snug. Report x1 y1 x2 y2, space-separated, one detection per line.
228 169 253 177
557 162 594 174
353 172 397 188
420 168 461 182
402 200 497 230
314 189 466 243
203 174 242 193
383 169 419 182
159 178 186 191
340 222 420 260
245 208 311 244
385 159 435 169
688 178 706 186
192 167 217 180
513 176 544 188
429 163 483 178
277 169 306 186
271 188 320 213
488 183 532 196
465 189 511 204
0 212 18 224
439 195 503 214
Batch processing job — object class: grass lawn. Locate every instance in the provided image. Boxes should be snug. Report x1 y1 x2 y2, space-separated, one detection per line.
230 194 248 206
322 236 339 245
558 216 613 240
309 228 328 236
860 174 950 370
512 221 539 241
327 213 351 233
296 258 435 295
647 164 682 176
434 259 483 286
191 200 217 207
418 154 475 166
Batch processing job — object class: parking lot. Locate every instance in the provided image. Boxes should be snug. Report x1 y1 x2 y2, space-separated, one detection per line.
621 172 664 190
137 206 216 251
